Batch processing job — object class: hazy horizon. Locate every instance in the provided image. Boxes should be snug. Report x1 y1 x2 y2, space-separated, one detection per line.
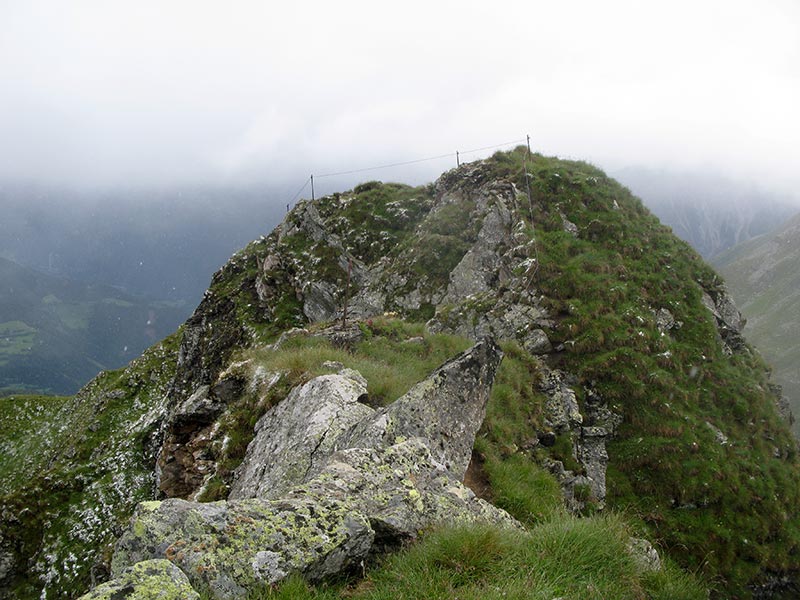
2 0 798 206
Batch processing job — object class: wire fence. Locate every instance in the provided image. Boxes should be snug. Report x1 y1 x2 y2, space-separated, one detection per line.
284 135 530 208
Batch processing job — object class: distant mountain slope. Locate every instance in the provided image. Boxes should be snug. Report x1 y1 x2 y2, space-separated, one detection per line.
713 212 800 434
615 167 796 258
0 184 283 303
0 257 187 394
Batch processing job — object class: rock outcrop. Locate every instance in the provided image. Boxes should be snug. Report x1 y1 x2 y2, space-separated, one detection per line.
77 560 199 600
228 369 372 500
90 339 516 599
337 337 503 478
701 286 747 355
232 339 501 499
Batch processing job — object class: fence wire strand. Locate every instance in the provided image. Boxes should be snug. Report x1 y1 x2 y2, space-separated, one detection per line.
287 134 530 206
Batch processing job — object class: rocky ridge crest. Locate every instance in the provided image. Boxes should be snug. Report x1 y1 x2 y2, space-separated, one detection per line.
3 149 798 599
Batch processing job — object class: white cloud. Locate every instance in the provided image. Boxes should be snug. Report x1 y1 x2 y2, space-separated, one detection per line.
0 0 798 197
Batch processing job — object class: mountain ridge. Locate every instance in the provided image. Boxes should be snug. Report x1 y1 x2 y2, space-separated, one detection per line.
1 149 798 599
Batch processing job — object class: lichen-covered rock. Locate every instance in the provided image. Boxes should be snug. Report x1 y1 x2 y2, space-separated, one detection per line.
339 338 503 478
0 548 14 584
524 329 553 355
655 307 679 333
113 337 515 598
540 370 583 433
112 497 374 598
577 427 610 503
229 370 374 500
77 559 199 600
232 339 501 501
290 438 520 542
113 439 519 599
538 369 620 508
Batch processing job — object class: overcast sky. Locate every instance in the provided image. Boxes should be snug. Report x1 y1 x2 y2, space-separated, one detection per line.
1 0 798 201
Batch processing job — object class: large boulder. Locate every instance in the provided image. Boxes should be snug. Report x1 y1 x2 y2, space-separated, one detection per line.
229 369 373 500
104 339 516 599
76 559 199 600
111 439 518 599
286 438 519 542
231 338 502 501
339 337 503 478
112 496 373 598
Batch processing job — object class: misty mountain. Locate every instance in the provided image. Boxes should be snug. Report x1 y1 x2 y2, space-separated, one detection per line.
614 166 796 258
3 150 798 599
0 256 188 395
713 212 800 435
0 183 286 303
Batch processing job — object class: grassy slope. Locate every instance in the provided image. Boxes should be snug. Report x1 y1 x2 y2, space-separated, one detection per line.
713 213 800 435
139 151 800 596
0 256 188 395
483 150 799 595
0 330 181 599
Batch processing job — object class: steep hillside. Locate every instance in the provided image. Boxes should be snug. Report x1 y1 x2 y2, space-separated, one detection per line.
2 149 798 600
615 167 795 258
0 257 187 395
713 212 800 435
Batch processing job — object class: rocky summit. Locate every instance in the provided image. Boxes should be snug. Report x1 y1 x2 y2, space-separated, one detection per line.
1 148 799 599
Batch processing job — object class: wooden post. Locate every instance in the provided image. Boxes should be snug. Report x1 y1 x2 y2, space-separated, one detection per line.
341 258 352 329
456 151 460 167
526 134 531 157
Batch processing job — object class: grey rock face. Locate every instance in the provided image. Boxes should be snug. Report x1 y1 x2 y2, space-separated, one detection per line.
577 427 610 502
626 538 662 573
302 281 340 323
229 371 373 500
232 339 502 500
112 439 518 599
540 370 583 433
340 338 503 478
701 288 746 354
77 559 199 600
655 308 680 333
442 201 513 304
0 549 14 584
538 368 621 509
108 339 517 599
157 377 245 499
524 329 553 355
113 496 373 598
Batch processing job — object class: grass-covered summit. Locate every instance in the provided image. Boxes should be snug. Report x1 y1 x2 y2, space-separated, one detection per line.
1 148 798 599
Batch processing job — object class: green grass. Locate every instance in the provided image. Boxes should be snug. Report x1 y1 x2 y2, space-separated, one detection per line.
481 148 800 595
0 330 183 599
0 320 37 364
233 518 707 600
0 394 71 490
